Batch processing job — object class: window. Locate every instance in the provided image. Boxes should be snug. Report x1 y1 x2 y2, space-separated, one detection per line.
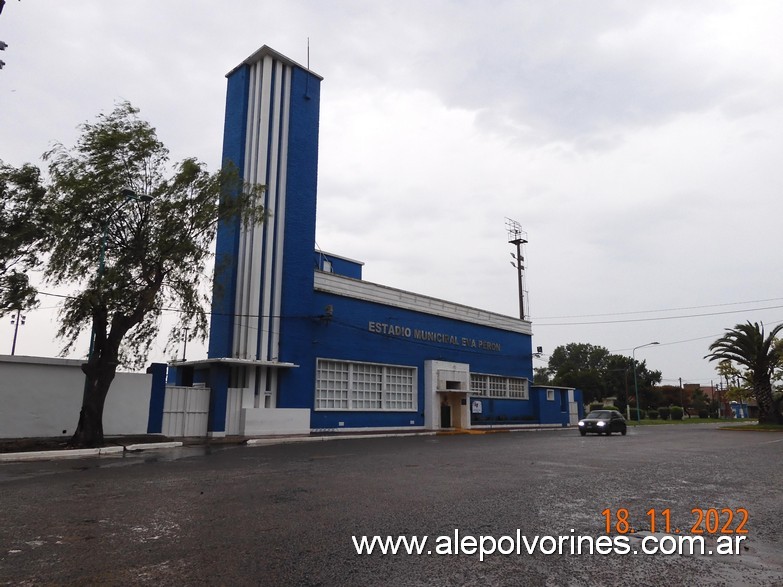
315 359 417 411
547 389 555 401
352 363 383 409
488 376 507 398
508 378 527 399
470 374 488 397
470 373 528 400
315 360 349 409
385 366 416 410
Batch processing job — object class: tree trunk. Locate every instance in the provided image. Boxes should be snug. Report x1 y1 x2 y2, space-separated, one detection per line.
71 358 118 448
754 379 781 424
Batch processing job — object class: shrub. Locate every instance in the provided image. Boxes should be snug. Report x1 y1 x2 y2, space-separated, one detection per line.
698 409 709 419
602 405 619 412
658 407 670 420
670 406 684 420
589 403 604 412
647 410 659 420
630 408 645 421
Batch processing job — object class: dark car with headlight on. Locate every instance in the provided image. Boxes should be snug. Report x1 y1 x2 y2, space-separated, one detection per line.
578 410 627 436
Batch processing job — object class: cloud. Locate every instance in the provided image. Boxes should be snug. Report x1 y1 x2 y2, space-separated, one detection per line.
2 0 783 383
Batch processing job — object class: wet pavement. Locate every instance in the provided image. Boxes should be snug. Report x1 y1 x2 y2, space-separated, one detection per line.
1 424 782 586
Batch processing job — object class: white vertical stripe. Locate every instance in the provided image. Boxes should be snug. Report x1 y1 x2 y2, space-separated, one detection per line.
259 59 283 362
269 67 290 362
236 59 266 359
244 55 274 362
268 369 278 408
231 55 293 408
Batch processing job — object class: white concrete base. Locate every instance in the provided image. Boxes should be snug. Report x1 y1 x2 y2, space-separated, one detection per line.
241 408 311 435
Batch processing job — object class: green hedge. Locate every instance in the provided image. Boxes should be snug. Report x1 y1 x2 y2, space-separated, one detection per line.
658 407 670 420
647 410 659 420
670 406 684 420
630 408 645 421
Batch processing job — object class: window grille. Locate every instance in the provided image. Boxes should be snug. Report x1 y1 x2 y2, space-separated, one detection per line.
316 359 417 411
471 373 528 400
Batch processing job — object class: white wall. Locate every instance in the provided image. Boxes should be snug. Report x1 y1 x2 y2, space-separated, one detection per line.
0 355 152 438
241 407 311 435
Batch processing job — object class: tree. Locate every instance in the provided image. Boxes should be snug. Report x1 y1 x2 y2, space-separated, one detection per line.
546 343 661 408
603 354 634 412
658 385 686 408
5 102 264 447
717 359 750 412
547 343 610 404
690 387 709 417
533 366 551 385
706 321 783 424
0 162 48 315
626 358 662 411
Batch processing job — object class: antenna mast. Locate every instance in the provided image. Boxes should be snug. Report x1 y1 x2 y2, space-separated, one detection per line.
505 218 528 320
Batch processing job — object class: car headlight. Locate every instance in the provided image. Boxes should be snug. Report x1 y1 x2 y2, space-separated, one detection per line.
597 421 606 427
578 421 584 426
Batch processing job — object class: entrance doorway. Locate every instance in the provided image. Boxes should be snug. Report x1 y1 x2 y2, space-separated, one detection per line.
440 403 451 428
424 360 471 431
439 392 468 429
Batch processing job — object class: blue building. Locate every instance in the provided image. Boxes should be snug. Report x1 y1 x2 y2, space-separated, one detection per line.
169 46 582 436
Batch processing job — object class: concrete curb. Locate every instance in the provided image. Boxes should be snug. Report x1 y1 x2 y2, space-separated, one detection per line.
0 426 573 461
246 431 436 447
0 442 183 462
0 445 124 462
244 427 571 447
124 442 183 451
472 424 565 431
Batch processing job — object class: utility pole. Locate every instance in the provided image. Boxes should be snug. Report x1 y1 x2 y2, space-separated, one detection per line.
505 218 528 320
679 377 683 408
10 309 25 355
181 326 189 361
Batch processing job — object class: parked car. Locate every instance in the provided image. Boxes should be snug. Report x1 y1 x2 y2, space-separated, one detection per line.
578 410 627 436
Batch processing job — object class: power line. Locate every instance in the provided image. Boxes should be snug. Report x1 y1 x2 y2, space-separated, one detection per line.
12 287 783 353
531 296 783 320
535 304 783 326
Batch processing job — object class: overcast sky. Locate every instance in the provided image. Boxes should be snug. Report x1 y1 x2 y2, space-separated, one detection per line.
2 1 782 387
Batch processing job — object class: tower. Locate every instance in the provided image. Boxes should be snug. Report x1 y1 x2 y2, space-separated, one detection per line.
206 46 323 434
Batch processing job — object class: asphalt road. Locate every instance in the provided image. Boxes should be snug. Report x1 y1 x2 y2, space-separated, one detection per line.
1 424 782 586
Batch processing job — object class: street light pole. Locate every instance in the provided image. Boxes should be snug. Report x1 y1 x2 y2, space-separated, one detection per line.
633 341 659 421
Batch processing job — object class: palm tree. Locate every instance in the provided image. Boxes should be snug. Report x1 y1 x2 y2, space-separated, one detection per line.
706 321 783 424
